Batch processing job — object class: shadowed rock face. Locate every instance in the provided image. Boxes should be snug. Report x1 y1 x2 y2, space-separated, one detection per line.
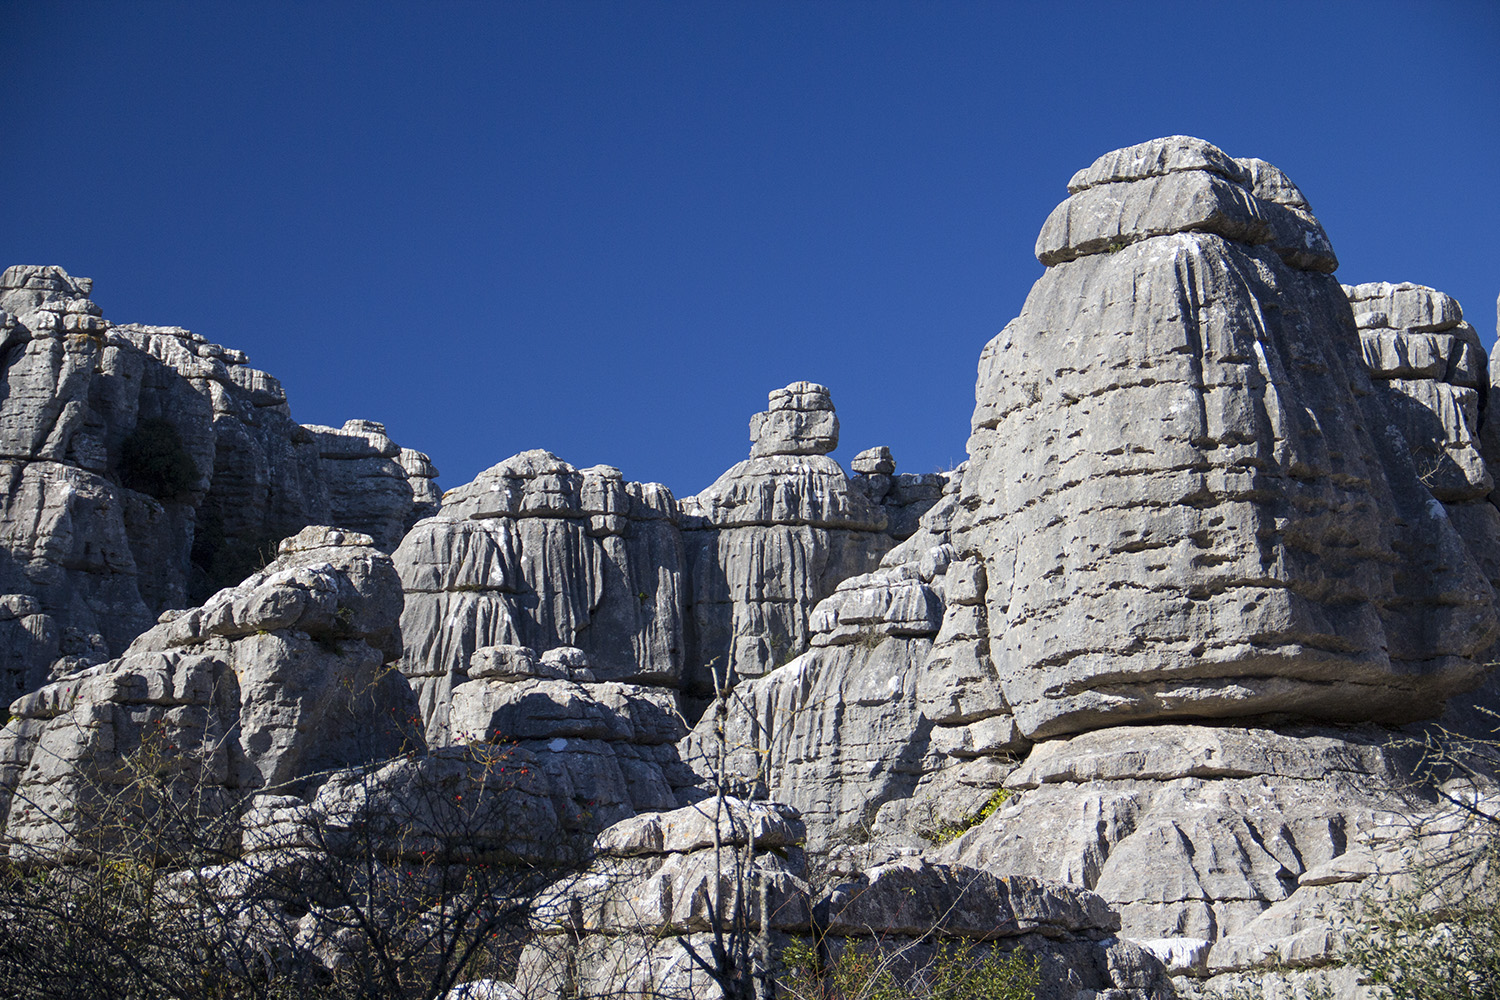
0 266 437 698
1347 281 1500 612
953 136 1498 739
393 450 687 740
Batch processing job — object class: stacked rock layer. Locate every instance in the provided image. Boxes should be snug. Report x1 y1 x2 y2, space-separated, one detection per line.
954 136 1497 739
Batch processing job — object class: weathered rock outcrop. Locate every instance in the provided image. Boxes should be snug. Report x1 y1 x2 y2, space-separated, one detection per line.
681 382 901 696
6 139 1499 1000
398 391 942 735
1347 281 1500 589
394 451 686 738
953 136 1497 739
0 266 437 701
518 798 1173 1000
447 643 694 831
683 469 1027 856
0 526 420 858
940 724 1432 975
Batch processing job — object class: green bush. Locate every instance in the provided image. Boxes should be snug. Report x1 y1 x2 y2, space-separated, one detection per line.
1346 727 1500 1000
1348 835 1500 999
777 934 1039 1000
929 787 1012 846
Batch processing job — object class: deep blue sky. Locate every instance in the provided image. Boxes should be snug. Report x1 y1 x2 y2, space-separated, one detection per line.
4 2 1497 497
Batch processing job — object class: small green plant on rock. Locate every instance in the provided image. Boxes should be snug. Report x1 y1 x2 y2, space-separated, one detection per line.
777 934 1039 1000
929 787 1012 846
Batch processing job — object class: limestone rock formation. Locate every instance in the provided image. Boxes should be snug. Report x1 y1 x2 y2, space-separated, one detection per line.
7 139 1500 1000
749 380 840 457
939 724 1431 977
302 419 425 551
817 859 1175 1000
683 470 1026 856
1348 281 1492 513
446 643 693 831
681 382 898 695
0 526 420 858
954 136 1497 739
395 394 939 739
0 266 437 702
1347 281 1500 736
847 445 949 541
518 798 1173 1000
394 451 686 738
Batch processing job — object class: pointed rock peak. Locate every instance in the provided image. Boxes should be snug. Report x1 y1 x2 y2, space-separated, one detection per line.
852 446 896 475
1065 135 1250 193
750 380 839 457
1039 136 1337 274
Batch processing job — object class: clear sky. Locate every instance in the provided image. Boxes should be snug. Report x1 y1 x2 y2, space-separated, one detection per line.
3 2 1497 498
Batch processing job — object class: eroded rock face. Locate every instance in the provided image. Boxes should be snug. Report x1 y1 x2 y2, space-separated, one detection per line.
0 526 421 859
0 266 437 700
395 394 939 738
1348 282 1490 501
394 451 686 739
939 723 1440 980
681 383 902 696
445 643 694 831
953 137 1498 739
519 798 1172 1000
682 471 1027 857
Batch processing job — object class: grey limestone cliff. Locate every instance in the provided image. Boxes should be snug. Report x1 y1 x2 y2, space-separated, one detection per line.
681 382 901 697
0 265 437 701
393 450 687 741
396 388 942 739
0 526 420 858
4 136 1499 1000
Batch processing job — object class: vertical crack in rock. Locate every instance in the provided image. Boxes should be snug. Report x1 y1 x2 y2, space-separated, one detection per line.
393 450 688 741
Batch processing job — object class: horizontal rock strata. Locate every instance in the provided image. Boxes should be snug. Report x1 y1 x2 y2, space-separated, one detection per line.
681 383 932 697
940 723 1433 977
518 798 1173 1000
683 469 1028 857
954 137 1498 739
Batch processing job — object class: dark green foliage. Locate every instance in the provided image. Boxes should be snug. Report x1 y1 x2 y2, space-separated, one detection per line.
1347 726 1500 1000
777 935 1040 1000
118 417 199 502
